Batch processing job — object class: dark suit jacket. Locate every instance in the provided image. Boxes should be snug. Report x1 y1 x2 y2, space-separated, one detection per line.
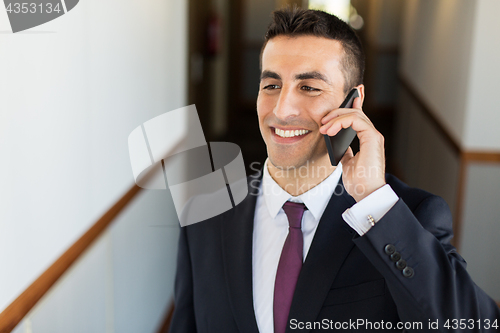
170 173 499 332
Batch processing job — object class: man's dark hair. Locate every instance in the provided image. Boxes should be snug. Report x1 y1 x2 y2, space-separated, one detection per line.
262 7 365 94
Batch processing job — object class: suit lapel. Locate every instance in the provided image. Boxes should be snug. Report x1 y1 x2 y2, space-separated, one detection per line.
221 177 260 333
287 180 357 333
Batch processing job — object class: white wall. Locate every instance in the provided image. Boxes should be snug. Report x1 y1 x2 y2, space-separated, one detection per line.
396 0 500 300
0 0 187 322
399 0 476 147
461 164 500 301
12 190 180 333
458 0 500 298
463 0 500 150
399 0 500 151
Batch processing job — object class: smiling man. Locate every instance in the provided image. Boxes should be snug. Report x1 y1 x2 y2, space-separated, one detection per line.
170 7 499 333
257 30 384 202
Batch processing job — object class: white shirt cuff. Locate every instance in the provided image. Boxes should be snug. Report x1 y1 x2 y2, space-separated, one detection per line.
342 184 399 236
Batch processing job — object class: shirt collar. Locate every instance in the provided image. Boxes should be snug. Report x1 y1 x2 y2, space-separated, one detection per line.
261 158 343 220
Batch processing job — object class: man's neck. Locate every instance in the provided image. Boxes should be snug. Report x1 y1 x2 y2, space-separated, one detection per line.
267 156 336 196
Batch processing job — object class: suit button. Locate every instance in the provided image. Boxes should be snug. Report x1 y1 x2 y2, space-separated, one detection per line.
384 244 396 255
396 259 407 270
402 267 414 278
390 252 401 262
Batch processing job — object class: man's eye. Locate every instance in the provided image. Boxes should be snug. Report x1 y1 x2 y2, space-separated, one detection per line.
301 86 320 92
263 84 280 90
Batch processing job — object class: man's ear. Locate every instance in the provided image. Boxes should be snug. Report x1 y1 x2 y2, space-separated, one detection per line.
355 84 365 107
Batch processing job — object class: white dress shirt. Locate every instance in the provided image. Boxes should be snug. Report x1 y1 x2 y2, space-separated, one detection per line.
252 159 398 333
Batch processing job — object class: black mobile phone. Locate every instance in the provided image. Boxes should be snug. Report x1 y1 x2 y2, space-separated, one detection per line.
323 88 359 166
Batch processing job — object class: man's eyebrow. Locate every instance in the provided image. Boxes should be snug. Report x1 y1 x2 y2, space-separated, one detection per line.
260 70 281 80
260 70 331 85
295 71 331 84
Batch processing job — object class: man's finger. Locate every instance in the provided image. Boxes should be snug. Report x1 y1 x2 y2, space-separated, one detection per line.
321 108 358 124
321 99 366 125
320 114 372 137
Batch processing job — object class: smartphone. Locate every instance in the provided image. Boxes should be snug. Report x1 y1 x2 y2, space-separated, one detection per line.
323 88 359 166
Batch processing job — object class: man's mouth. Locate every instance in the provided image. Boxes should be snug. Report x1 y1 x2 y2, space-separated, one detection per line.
273 127 311 138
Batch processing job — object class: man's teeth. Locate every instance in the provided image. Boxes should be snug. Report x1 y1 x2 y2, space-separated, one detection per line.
274 128 310 138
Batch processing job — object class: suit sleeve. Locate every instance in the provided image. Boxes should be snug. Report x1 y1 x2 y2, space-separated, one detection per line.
352 195 500 331
169 227 197 333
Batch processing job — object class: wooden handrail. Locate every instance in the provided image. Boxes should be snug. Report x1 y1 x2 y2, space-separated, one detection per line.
0 184 142 333
156 299 175 333
0 140 184 333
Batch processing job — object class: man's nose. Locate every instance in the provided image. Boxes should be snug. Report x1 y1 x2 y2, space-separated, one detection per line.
273 86 300 121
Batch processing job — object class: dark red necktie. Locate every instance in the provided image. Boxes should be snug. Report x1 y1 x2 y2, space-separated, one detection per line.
274 201 307 333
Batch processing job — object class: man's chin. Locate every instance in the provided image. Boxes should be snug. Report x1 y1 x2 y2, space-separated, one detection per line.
268 156 309 171
267 150 332 172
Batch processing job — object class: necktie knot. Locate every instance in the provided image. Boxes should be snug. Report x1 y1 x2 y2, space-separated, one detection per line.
282 201 307 229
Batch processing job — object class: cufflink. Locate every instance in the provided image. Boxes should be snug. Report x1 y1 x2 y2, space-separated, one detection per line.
367 215 376 227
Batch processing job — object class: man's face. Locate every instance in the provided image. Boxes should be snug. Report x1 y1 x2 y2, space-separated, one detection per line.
257 35 350 170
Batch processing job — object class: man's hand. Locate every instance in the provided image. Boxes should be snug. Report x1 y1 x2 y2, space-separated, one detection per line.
319 97 386 202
